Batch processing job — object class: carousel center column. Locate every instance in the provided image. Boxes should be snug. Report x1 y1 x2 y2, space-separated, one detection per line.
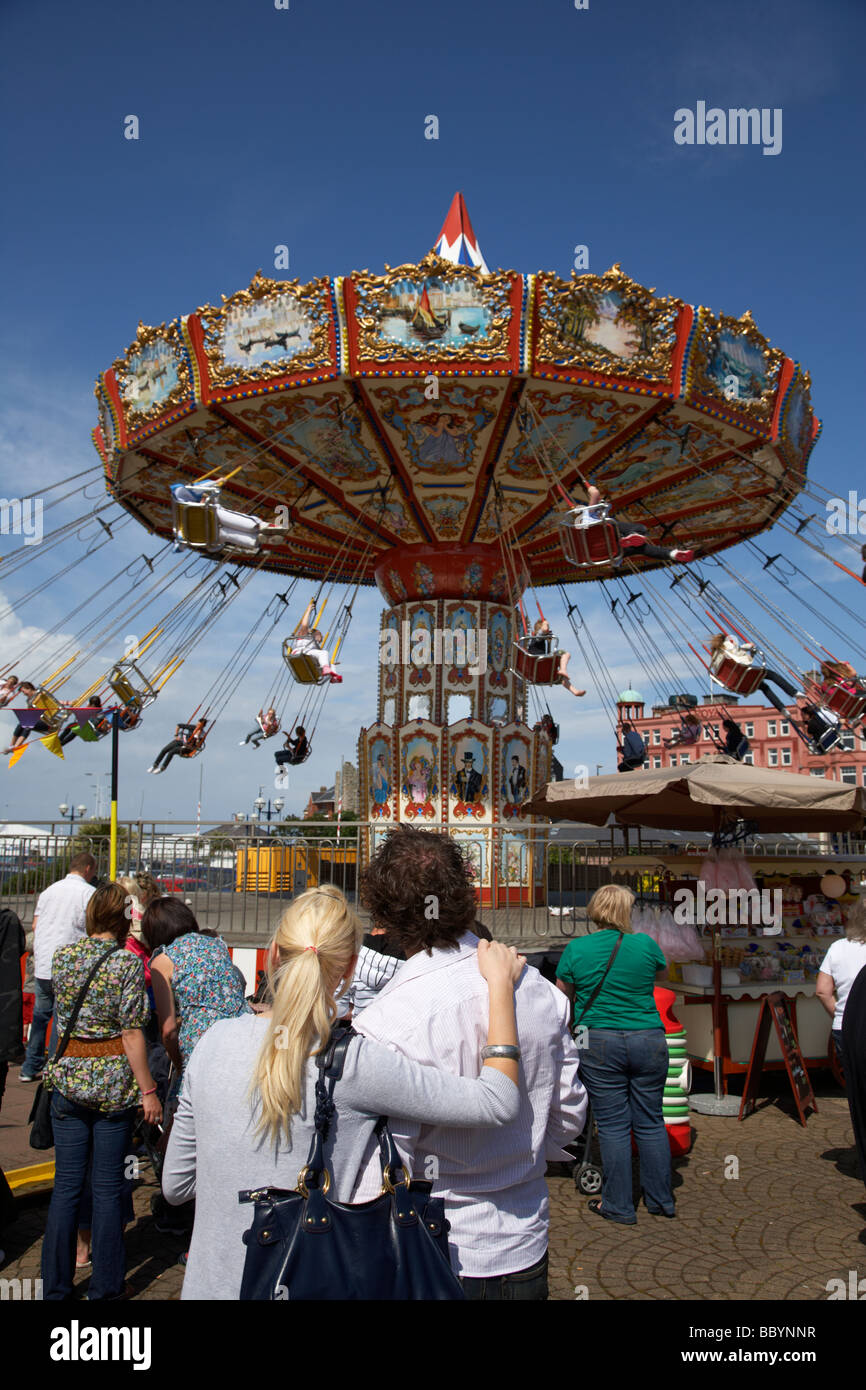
358 542 552 906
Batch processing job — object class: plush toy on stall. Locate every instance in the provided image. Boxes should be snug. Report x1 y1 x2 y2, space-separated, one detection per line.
780 883 803 933
800 893 844 937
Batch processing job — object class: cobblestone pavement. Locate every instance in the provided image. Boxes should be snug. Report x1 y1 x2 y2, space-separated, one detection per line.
2 1068 864 1302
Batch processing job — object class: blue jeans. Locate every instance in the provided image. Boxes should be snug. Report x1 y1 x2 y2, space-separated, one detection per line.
460 1252 548 1301
21 977 56 1078
42 1092 135 1300
579 1028 674 1223
832 1029 846 1081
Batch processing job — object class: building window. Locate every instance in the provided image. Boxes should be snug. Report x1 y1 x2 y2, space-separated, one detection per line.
744 722 754 738
711 724 719 739
653 729 661 745
680 754 690 764
643 761 650 770
669 755 677 767
810 768 826 777
780 721 790 735
781 748 792 766
742 752 754 765
641 730 650 743
840 730 856 751
768 748 779 767
652 756 661 769
767 720 777 737
840 766 857 785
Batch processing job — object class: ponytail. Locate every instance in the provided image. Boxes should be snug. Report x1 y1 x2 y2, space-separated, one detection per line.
250 885 362 1147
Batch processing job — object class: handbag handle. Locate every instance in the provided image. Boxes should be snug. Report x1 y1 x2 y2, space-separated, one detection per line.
574 931 623 1028
297 1024 356 1193
53 944 124 1063
299 1025 410 1197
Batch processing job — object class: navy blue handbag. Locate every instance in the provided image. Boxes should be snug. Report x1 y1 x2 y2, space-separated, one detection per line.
238 1024 465 1301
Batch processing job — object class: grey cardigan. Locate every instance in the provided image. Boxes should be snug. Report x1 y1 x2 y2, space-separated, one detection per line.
162 1013 519 1299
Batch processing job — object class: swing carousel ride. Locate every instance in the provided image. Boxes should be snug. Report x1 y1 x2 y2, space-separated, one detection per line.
5 193 865 903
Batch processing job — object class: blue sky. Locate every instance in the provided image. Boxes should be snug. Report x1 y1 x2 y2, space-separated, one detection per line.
0 0 863 825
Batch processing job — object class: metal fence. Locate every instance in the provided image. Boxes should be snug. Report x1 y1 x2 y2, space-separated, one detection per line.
2 821 861 949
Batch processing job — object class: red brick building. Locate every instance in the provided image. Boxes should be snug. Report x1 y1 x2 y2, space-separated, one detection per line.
615 685 866 787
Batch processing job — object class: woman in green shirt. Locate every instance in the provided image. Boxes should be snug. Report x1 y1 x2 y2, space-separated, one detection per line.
556 884 674 1225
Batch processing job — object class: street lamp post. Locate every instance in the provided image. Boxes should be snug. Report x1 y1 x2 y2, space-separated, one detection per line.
58 803 87 835
253 789 285 833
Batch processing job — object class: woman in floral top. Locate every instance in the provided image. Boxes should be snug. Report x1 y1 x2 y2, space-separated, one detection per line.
41 883 162 1301
143 899 250 1078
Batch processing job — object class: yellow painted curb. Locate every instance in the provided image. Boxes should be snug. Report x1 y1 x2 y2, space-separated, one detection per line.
5 1161 55 1192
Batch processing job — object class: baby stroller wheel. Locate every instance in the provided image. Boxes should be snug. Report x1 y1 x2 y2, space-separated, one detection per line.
575 1163 603 1195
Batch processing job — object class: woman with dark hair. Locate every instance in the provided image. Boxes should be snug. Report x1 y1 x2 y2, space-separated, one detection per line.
40 883 161 1300
147 717 208 774
142 898 250 1079
722 718 749 760
2 682 52 754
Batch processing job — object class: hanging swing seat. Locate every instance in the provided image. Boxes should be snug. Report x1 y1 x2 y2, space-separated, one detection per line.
282 638 329 685
108 661 158 711
512 635 561 685
819 683 866 722
257 713 281 739
73 713 112 743
710 655 767 697
171 493 221 551
31 688 67 732
558 504 622 567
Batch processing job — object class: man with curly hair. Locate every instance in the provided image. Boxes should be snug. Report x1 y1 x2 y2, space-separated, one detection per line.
353 826 586 1300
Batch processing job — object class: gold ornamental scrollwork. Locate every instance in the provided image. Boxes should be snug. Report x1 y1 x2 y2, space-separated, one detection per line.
687 308 784 426
535 265 683 383
352 250 515 362
197 272 334 387
111 320 191 428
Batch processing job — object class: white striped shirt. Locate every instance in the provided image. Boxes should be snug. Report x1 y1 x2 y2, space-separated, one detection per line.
353 931 587 1278
345 943 404 1017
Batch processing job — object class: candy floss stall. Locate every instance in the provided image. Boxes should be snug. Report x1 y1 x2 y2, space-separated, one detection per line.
611 849 866 1090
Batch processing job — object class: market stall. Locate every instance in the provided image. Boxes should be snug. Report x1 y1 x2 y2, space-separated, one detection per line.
609 852 866 1086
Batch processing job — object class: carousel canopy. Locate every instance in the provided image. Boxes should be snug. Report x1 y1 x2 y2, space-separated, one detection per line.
93 199 819 598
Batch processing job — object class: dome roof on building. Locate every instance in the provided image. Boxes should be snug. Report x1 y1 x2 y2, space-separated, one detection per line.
617 688 644 703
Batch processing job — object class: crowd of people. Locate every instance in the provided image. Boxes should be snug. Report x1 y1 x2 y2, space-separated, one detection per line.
1 829 865 1301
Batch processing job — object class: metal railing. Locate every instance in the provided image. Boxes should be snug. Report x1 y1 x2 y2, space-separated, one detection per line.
0 820 624 947
2 821 861 948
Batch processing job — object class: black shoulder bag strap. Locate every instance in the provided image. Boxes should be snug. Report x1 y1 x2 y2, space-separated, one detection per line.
53 944 124 1064
574 932 624 1028
300 1024 356 1185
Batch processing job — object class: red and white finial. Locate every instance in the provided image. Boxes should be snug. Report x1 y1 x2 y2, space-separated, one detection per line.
434 192 489 274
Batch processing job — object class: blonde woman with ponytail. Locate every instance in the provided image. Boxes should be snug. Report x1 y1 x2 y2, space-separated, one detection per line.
162 885 525 1300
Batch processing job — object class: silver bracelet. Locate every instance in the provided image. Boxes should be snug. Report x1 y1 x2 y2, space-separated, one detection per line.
481 1045 521 1061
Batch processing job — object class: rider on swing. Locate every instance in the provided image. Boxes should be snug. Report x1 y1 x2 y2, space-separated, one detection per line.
584 485 695 564
147 717 208 774
290 599 342 684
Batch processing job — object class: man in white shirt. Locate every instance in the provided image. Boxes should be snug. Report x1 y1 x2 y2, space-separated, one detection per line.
19 853 97 1081
353 827 586 1299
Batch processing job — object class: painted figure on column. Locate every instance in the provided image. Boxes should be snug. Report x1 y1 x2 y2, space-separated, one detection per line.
453 745 486 818
402 734 438 819
370 743 391 819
